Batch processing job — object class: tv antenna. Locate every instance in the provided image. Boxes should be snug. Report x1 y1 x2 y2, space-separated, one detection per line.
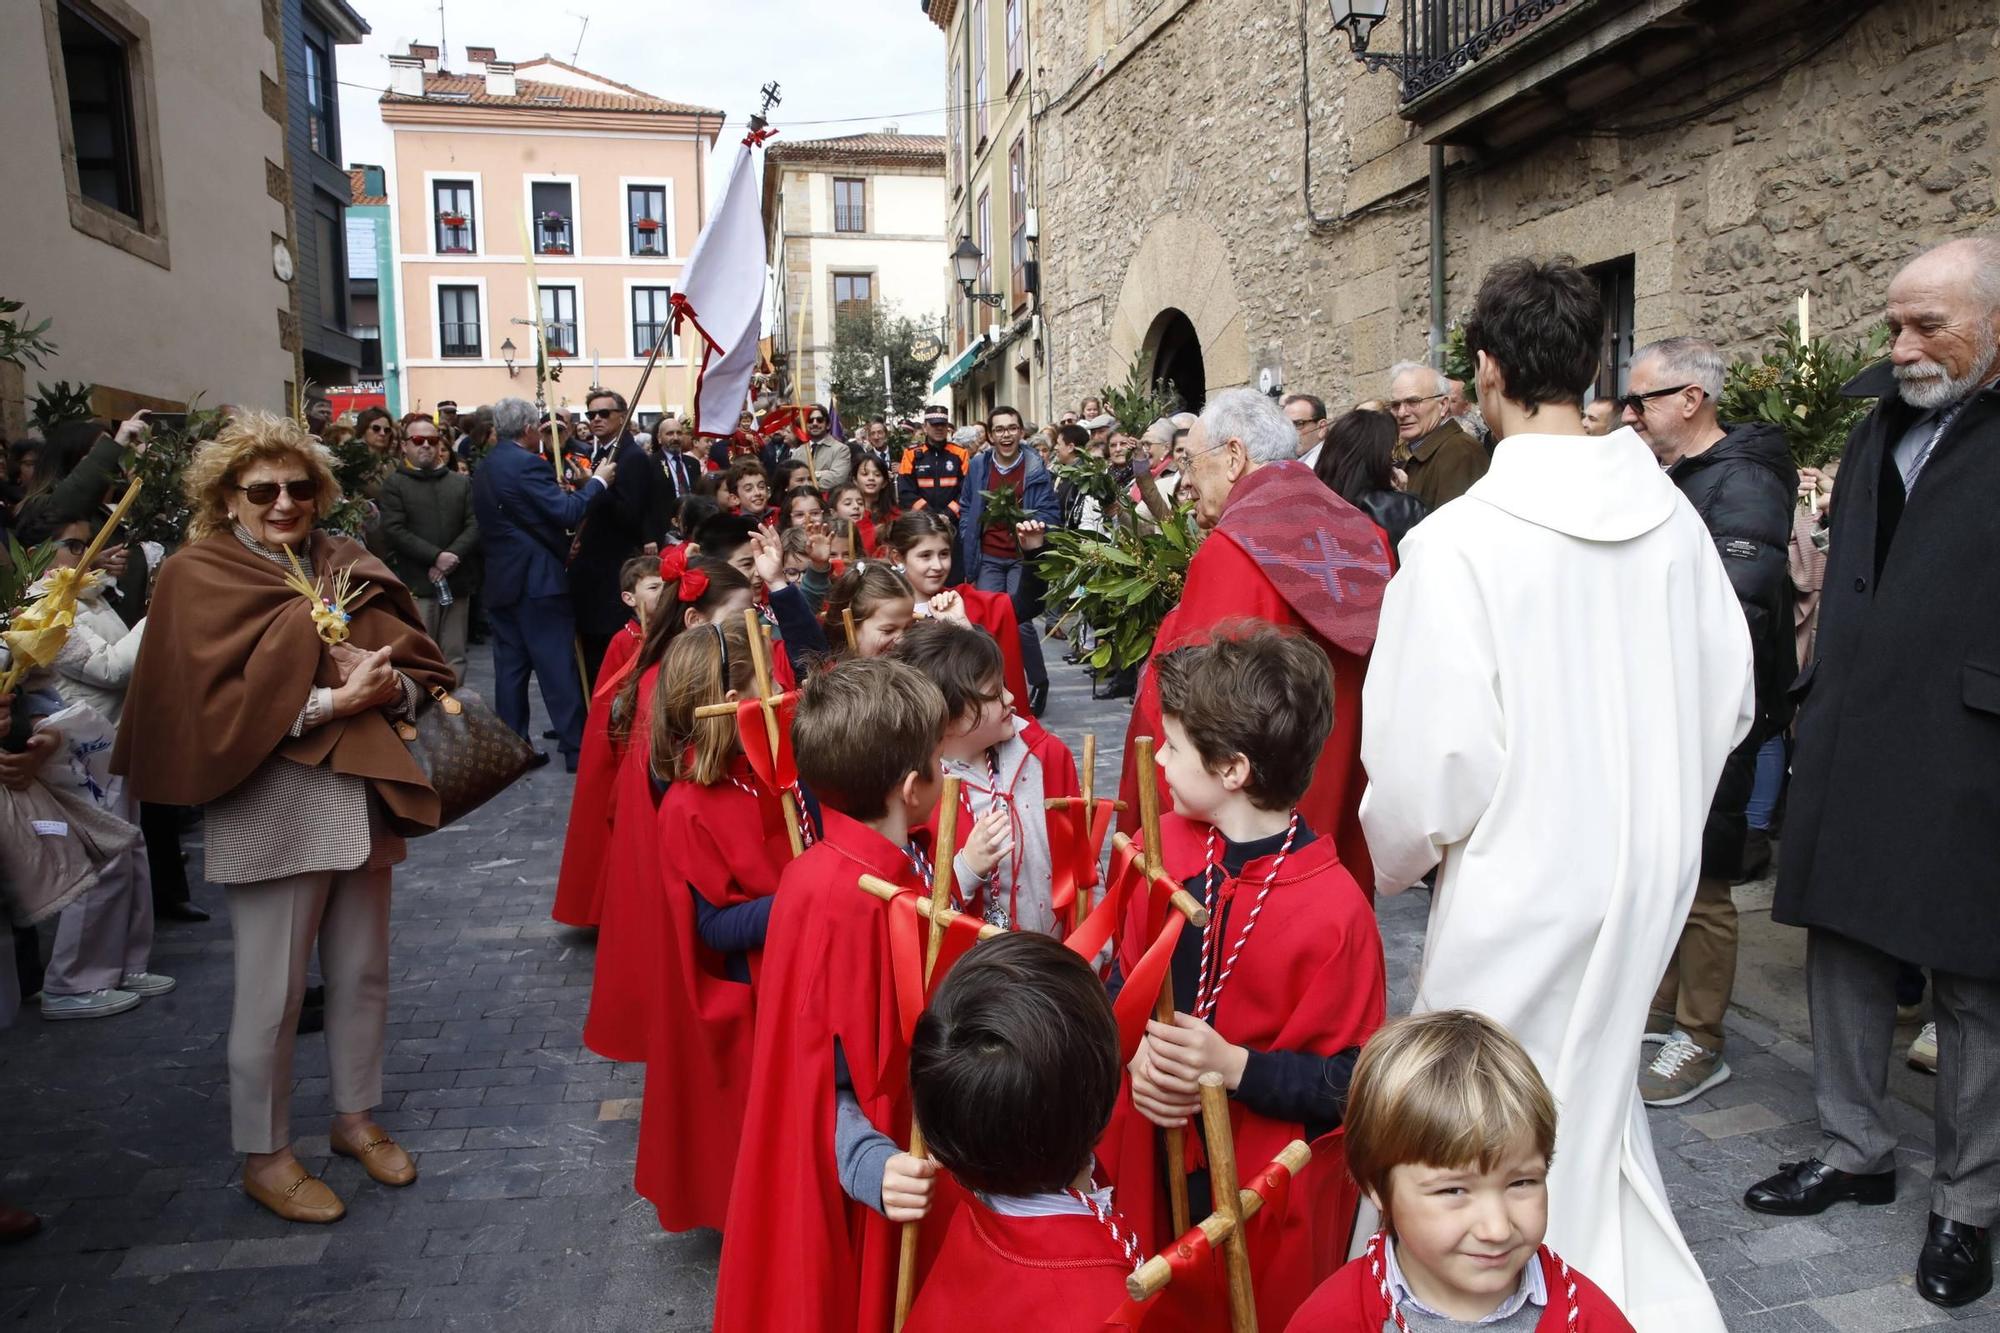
567 12 590 64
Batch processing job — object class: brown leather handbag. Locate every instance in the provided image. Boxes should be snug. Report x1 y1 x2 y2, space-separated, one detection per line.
391 686 538 833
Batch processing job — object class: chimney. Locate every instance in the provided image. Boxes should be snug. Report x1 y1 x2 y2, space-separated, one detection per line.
387 54 424 97
466 45 496 68
484 60 516 98
408 42 440 73
882 122 900 135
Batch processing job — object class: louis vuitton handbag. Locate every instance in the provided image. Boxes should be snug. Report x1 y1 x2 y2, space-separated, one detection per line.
392 686 538 832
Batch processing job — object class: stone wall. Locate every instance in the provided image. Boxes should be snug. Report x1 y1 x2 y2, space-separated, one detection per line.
1035 0 1998 412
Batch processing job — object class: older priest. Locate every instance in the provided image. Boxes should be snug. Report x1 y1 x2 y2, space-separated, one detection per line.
1116 388 1391 882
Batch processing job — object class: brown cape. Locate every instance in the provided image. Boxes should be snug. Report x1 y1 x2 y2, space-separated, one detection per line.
111 530 453 832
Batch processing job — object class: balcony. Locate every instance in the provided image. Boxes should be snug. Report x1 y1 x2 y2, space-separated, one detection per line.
1389 0 1854 149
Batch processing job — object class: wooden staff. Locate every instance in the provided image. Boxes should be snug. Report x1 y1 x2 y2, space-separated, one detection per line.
1078 733 1097 930
743 607 805 856
841 605 859 654
1135 734 1192 1237
1124 1140 1312 1303
856 873 1002 940
1201 1073 1257 1331
893 776 962 1330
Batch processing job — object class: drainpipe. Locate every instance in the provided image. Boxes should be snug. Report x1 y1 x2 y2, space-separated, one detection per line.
1428 144 1446 368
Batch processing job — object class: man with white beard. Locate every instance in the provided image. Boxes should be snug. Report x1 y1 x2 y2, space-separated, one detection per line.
1744 236 2000 1310
1360 256 1750 1332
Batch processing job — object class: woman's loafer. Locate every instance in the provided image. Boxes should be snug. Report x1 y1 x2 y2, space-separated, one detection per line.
243 1162 345 1224
331 1123 417 1187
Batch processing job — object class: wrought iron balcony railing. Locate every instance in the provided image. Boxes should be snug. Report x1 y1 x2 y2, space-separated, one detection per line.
1399 0 1573 101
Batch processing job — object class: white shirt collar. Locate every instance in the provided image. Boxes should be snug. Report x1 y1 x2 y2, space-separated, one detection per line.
976 1160 1111 1218
1382 1235 1545 1324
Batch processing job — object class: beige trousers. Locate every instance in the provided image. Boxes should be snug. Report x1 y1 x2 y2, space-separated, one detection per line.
224 865 391 1153
1650 874 1738 1052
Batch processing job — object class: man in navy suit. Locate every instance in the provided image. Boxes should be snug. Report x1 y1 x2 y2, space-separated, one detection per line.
569 388 663 681
471 397 616 771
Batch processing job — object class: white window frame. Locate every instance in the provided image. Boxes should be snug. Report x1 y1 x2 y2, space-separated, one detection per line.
618 176 677 259
522 172 583 259
537 281 585 360
428 274 487 360
424 170 483 257
623 279 677 360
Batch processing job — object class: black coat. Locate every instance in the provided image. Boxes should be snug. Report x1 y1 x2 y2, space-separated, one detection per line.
1667 422 1797 879
567 432 662 635
1775 363 2000 979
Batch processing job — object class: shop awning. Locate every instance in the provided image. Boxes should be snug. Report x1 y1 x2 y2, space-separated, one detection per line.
929 337 986 394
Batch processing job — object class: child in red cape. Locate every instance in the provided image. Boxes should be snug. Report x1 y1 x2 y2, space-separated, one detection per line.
903 932 1139 1332
549 557 664 925
712 658 956 1332
820 562 918 664
634 616 794 1232
580 555 755 1063
1283 1012 1636 1333
884 510 1032 708
890 619 1081 936
1105 625 1386 1332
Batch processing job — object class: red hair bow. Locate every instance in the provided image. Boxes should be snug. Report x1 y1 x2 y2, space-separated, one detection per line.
659 546 709 602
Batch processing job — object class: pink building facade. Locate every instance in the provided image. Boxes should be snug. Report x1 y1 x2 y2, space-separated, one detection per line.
381 45 722 424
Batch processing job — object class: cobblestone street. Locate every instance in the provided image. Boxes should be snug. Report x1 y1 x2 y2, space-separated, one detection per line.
0 639 1993 1331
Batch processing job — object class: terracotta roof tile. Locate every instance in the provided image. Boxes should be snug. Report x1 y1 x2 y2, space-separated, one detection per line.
380 69 722 117
770 132 946 163
347 167 385 206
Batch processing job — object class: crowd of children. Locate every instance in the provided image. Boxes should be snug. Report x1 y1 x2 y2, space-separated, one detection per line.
542 507 1649 1331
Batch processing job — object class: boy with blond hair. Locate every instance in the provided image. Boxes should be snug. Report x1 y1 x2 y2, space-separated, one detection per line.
1285 1011 1635 1332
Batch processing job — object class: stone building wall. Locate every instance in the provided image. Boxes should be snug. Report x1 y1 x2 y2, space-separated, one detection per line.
1035 0 1998 413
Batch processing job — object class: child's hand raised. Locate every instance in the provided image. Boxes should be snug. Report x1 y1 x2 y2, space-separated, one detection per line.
926 588 971 625
747 526 787 588
958 807 1013 881
1128 1036 1200 1129
880 1151 938 1222
1143 1013 1249 1093
805 518 835 569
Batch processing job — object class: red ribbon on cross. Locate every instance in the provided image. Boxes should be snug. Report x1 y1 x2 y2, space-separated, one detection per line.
736 692 799 792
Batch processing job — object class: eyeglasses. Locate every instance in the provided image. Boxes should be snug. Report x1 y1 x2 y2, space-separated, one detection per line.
237 479 319 505
586 408 620 420
1387 393 1446 412
1292 417 1323 431
407 434 440 446
366 421 389 433
1615 384 1702 415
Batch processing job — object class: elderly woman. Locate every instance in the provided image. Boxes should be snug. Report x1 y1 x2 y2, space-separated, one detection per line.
112 411 451 1224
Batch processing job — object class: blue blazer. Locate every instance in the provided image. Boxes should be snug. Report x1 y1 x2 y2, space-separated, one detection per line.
471 440 604 609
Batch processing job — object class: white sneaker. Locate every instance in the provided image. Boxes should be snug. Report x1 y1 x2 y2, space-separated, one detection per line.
119 972 176 997
1640 1031 1732 1107
1907 1021 1937 1075
41 989 142 1020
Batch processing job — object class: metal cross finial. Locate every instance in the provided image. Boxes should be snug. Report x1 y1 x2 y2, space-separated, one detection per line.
750 81 782 131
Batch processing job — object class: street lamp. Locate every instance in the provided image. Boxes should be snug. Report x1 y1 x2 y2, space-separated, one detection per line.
951 234 1004 308
500 337 518 377
1327 0 1412 77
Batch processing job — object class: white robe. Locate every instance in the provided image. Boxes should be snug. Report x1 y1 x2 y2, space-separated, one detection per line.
1359 427 1753 1333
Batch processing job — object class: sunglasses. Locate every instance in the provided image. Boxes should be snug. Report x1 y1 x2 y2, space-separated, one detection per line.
237 479 319 505
586 408 620 420
808 416 828 425
1614 384 1702 415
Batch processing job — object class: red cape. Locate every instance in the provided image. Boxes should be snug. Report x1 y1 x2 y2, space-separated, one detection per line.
551 622 644 925
1118 465 1390 894
1282 1240 1637 1332
904 1198 1136 1333
950 583 1032 709
916 719 1079 927
634 759 791 1233
581 665 664 1063
712 808 957 1332
1101 814 1387 1332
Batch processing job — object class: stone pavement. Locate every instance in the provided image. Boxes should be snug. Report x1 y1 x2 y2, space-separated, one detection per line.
0 637 1992 1331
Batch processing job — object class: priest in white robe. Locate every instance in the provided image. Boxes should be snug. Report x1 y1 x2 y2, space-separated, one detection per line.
1359 257 1753 1333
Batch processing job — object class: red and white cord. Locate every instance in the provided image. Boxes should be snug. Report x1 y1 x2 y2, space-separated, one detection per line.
1192 812 1301 1021
1066 1181 1145 1275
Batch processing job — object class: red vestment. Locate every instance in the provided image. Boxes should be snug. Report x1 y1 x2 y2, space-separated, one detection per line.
581 664 664 1063
1282 1240 1637 1332
634 758 791 1232
1118 462 1390 892
904 1198 1136 1333
550 621 645 926
712 808 957 1332
1101 814 1387 1332
948 583 1032 708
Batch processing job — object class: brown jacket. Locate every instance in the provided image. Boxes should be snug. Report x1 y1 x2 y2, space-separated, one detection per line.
1396 418 1489 511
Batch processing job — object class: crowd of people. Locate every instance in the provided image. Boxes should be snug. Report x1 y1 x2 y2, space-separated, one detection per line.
0 235 1993 1326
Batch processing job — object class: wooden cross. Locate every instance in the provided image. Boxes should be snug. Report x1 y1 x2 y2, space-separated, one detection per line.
1135 734 1199 1236
1043 732 1128 932
1123 1073 1313 1332
691 607 805 856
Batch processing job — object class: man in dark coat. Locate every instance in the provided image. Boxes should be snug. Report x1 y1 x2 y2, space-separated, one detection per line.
377 419 480 683
1622 337 1797 1107
568 388 661 683
1743 238 2000 1310
1387 361 1488 510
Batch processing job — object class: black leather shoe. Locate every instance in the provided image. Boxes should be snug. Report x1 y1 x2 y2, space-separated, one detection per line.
525 750 552 771
1918 1213 1992 1308
157 901 211 924
1744 1158 1895 1215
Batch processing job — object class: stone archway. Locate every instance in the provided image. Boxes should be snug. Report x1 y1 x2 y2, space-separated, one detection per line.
1104 212 1248 401
1144 308 1206 411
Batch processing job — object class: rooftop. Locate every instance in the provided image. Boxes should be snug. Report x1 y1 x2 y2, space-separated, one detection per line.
379 53 723 118
769 132 946 165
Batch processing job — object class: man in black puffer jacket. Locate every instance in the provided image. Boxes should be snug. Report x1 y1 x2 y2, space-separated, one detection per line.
1622 336 1797 1108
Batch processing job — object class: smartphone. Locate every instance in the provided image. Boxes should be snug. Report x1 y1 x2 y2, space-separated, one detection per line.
146 411 187 435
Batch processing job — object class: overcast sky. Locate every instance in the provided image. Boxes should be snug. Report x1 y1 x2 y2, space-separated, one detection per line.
336 0 947 195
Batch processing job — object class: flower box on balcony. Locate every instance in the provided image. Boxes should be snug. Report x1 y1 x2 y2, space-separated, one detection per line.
635 218 661 232
438 212 468 227
539 244 572 255
439 246 472 255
